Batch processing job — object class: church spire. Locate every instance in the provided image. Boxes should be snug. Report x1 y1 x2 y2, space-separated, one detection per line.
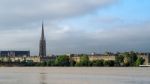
39 22 46 57
41 22 45 40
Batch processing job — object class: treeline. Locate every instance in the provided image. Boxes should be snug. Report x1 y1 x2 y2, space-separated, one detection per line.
0 51 145 67
40 51 145 67
115 51 145 66
21 55 116 67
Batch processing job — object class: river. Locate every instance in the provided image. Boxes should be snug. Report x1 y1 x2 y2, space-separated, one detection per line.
0 67 149 84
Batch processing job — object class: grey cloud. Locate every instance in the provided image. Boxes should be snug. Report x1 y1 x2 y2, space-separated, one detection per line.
0 28 149 55
0 0 117 28
0 22 150 55
0 0 149 55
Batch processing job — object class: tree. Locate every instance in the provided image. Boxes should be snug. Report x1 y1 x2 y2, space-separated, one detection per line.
40 61 47 66
130 51 137 66
92 60 104 66
76 55 90 66
104 60 115 66
70 59 76 66
123 51 138 66
47 60 55 66
115 55 124 66
55 55 70 66
135 57 145 66
25 60 35 66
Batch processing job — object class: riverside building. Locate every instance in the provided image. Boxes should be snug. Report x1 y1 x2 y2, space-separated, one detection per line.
0 51 30 57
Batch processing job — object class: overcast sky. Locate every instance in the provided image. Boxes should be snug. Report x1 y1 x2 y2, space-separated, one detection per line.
0 0 150 55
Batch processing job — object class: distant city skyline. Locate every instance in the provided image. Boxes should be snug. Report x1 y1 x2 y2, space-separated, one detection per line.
0 0 150 55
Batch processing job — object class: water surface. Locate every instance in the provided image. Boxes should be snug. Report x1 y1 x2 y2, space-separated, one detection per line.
0 67 149 84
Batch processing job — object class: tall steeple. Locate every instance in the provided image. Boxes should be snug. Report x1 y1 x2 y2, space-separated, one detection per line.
39 22 46 57
41 22 45 40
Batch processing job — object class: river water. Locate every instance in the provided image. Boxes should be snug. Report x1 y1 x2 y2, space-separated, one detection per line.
0 67 149 84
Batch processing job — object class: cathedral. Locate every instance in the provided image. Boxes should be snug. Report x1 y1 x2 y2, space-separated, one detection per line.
39 22 46 57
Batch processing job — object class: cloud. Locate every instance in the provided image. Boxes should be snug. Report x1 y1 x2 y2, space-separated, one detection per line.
0 0 149 55
1 21 149 55
0 0 117 28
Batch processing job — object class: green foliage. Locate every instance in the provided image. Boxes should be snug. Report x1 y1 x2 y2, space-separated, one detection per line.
130 51 138 65
35 62 41 66
92 60 104 66
55 55 70 66
123 51 138 66
40 61 47 66
70 59 76 66
0 51 147 67
104 60 115 66
25 60 35 66
76 55 90 66
135 57 145 66
47 60 55 66
115 55 124 66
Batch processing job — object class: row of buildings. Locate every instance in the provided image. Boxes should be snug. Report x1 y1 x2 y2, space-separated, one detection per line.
0 52 150 65
0 23 150 65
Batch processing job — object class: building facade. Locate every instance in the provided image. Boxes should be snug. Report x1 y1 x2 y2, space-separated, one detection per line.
0 51 30 57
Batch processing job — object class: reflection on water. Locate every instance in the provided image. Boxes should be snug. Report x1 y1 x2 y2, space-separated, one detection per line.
39 73 47 84
0 67 149 84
